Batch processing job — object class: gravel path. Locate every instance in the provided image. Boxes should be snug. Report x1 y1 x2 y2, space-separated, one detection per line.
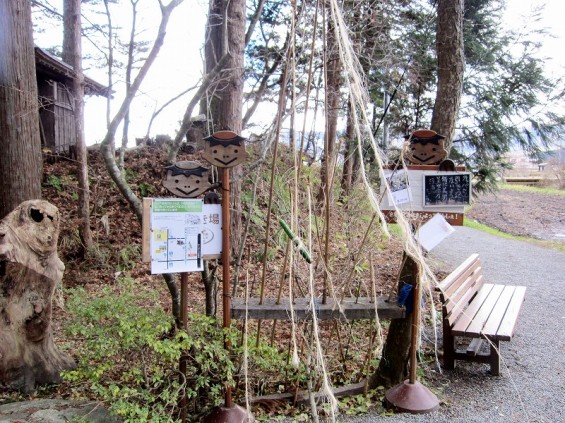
347 227 565 423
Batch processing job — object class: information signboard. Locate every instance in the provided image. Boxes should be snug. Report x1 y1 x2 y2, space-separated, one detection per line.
379 165 471 226
150 199 204 274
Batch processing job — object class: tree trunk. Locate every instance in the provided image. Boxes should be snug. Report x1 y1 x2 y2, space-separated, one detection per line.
63 0 93 254
340 97 356 194
204 0 246 256
430 0 465 149
0 200 75 392
317 13 341 205
0 0 43 219
369 253 415 389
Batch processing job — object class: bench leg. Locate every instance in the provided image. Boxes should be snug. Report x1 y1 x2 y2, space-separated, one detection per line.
443 331 456 370
489 340 500 376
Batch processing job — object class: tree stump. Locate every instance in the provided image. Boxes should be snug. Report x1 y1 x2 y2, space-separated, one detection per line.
0 200 75 392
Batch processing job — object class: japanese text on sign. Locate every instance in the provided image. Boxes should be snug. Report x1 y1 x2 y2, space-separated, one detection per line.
423 172 471 207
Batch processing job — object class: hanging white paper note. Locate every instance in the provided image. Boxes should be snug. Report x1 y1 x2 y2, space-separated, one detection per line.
415 213 455 252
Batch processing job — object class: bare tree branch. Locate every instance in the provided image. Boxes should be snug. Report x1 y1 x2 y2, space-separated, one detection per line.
100 0 184 220
167 52 231 163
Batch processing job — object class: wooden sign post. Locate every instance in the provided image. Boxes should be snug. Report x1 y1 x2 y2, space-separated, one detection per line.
384 259 440 413
201 131 253 423
160 161 212 423
142 157 226 422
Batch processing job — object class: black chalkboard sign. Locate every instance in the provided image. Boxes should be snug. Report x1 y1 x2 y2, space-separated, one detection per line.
423 172 471 207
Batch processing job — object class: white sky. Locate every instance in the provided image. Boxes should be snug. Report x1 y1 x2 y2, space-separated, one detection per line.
34 0 565 146
505 0 565 72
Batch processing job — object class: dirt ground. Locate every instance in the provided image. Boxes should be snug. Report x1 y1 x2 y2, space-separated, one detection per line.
466 188 565 241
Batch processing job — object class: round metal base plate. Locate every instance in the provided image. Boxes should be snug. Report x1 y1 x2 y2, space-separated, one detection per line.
384 380 440 414
201 405 254 423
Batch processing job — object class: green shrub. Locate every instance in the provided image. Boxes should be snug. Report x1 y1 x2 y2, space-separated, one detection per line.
46 175 64 192
63 277 234 422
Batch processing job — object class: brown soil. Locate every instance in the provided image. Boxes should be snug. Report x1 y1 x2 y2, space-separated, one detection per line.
466 189 565 241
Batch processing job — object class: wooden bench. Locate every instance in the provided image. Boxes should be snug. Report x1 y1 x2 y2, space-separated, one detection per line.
437 254 526 375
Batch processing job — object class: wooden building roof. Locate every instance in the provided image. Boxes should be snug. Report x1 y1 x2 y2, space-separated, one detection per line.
35 47 110 97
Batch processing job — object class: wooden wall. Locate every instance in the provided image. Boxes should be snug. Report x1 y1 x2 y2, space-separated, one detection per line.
38 79 76 154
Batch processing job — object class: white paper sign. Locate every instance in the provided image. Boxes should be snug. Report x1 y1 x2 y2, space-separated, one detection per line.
150 199 204 274
386 169 412 206
202 204 222 258
415 213 455 252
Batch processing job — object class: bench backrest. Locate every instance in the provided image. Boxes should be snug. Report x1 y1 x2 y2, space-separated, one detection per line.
437 253 484 327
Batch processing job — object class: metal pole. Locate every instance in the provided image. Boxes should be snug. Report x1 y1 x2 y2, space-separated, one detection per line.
409 260 420 384
180 272 188 422
221 167 233 408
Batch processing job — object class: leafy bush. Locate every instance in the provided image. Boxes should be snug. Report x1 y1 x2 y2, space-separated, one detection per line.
46 174 64 192
63 277 234 422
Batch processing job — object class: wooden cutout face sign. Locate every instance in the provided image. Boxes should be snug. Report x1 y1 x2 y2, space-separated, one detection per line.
403 129 448 165
202 131 248 168
163 161 212 198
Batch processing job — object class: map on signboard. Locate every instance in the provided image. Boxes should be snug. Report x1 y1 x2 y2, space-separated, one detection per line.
150 199 204 274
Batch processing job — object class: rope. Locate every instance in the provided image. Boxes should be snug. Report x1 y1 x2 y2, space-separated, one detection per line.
307 186 338 420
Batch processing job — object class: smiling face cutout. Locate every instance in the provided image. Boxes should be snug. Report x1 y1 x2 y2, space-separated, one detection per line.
163 161 212 198
202 131 248 168
403 129 448 165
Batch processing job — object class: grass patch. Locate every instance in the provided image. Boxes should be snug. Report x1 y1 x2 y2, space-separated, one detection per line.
464 218 565 252
500 184 565 196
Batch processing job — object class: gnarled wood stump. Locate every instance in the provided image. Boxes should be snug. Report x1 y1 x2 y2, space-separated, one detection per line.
0 200 75 392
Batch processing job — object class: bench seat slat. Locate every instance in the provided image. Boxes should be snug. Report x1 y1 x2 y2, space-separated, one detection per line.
496 286 527 341
481 285 517 338
451 284 500 335
466 338 483 356
447 281 492 328
461 284 505 336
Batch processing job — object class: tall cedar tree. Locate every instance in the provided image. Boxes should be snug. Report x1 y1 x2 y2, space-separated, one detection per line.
0 0 43 218
431 0 464 147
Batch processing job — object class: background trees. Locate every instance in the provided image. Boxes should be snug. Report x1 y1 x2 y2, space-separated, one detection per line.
63 0 93 253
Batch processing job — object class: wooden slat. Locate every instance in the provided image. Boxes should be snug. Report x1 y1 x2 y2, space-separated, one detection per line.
449 283 494 329
444 274 484 317
466 338 483 356
231 296 405 321
496 286 527 341
463 284 505 336
481 285 516 337
250 381 367 405
442 266 482 308
438 253 480 293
